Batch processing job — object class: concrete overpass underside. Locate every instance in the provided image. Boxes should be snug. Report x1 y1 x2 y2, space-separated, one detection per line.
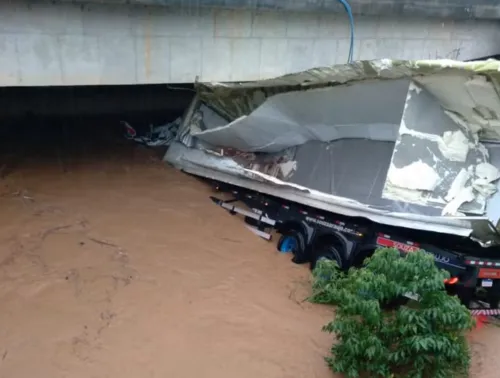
1 0 499 86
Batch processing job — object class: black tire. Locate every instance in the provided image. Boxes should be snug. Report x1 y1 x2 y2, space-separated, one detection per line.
351 248 376 268
277 230 308 264
454 286 475 308
381 296 409 310
310 243 344 271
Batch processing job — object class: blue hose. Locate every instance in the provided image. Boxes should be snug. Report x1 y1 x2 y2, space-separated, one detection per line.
336 0 355 63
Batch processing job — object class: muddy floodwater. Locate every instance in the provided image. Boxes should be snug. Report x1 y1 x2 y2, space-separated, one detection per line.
0 124 499 377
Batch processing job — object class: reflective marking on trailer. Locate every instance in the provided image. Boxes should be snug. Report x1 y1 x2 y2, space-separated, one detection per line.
467 260 500 267
470 309 500 316
376 237 420 253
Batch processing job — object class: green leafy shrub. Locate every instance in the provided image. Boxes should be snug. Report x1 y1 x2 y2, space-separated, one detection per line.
310 247 475 378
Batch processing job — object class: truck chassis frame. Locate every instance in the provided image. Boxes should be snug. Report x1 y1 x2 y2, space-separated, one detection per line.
209 180 500 317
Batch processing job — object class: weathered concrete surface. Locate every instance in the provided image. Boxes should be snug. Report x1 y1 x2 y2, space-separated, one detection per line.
60 0 500 20
0 1 499 86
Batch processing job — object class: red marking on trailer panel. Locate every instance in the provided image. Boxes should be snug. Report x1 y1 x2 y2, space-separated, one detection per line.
478 268 500 279
376 237 419 253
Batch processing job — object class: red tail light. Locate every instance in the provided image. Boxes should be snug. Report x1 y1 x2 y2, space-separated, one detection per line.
444 277 459 285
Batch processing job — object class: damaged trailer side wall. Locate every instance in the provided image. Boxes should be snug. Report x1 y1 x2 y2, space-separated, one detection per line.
190 79 409 152
383 81 497 216
186 76 500 218
166 60 500 243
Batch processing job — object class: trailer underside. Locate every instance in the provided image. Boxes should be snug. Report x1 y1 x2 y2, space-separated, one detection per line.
206 178 500 315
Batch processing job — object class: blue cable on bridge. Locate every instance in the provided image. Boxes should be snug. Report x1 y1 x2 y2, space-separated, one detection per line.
336 0 355 63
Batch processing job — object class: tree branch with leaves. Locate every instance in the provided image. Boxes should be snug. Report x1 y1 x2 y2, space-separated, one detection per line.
310 247 475 378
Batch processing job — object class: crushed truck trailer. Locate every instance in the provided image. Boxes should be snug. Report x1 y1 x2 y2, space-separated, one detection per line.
165 59 500 313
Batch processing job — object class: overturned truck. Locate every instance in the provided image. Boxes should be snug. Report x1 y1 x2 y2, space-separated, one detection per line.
166 59 500 314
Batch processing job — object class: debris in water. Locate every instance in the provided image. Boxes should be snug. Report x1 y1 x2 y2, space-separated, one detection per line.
122 118 181 147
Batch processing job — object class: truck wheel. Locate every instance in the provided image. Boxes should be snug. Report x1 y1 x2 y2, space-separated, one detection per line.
382 296 409 310
455 286 474 308
277 230 308 264
352 248 376 268
310 243 344 271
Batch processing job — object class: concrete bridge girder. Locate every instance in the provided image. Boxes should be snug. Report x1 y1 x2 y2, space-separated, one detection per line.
60 0 500 20
0 1 499 86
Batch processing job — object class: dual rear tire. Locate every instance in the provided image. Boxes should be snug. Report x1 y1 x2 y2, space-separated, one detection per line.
277 230 345 270
277 232 410 309
310 243 344 270
277 230 308 264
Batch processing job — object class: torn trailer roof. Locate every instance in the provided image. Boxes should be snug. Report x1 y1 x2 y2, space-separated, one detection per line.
164 58 500 246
